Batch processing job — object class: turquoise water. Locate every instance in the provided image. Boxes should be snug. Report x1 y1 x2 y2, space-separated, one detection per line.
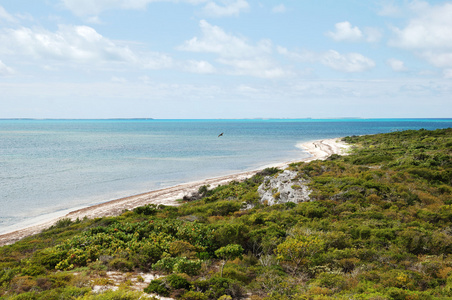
1 119 452 233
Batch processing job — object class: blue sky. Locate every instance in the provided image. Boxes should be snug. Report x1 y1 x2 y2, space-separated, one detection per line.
0 0 451 119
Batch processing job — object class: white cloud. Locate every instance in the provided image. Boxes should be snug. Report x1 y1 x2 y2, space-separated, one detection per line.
111 76 128 83
277 46 316 62
390 3 452 50
59 0 161 16
201 0 250 17
278 47 375 73
183 60 216 73
327 21 363 42
389 2 452 71
218 57 288 78
327 22 382 44
237 84 258 93
364 27 383 43
179 20 289 78
0 25 136 63
387 58 408 72
377 1 402 17
0 24 177 72
321 50 375 72
407 1 430 14
85 16 104 24
421 52 452 69
443 69 452 79
179 20 271 58
142 52 174 69
272 4 286 14
0 5 17 23
61 0 250 17
0 60 14 76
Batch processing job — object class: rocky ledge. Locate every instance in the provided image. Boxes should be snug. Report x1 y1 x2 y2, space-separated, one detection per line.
257 170 311 206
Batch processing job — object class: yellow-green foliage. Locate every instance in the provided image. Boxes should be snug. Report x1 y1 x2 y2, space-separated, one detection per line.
276 235 324 273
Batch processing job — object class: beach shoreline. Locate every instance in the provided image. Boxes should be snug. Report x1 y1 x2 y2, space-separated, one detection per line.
0 137 350 247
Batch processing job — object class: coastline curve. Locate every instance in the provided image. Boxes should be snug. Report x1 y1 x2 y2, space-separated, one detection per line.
0 137 350 246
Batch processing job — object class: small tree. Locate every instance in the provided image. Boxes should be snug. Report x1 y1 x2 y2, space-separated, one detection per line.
214 244 244 277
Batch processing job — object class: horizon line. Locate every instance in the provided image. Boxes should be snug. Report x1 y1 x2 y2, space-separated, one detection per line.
1 117 452 121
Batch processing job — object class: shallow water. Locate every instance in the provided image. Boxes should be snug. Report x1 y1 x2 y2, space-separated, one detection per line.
1 119 451 233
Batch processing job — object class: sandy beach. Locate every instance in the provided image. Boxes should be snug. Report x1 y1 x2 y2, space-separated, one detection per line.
0 137 350 247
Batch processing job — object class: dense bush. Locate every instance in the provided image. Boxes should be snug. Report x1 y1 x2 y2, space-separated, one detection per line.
144 279 169 296
194 277 244 300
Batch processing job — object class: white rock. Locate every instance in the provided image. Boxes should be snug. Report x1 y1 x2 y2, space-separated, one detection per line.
257 170 311 206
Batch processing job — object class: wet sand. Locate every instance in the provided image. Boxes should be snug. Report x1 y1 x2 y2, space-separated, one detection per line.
0 137 350 246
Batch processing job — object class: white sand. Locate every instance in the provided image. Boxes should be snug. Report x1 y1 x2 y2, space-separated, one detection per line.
0 137 350 246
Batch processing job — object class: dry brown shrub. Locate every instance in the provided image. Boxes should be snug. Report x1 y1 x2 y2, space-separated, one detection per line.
438 266 452 279
10 276 37 293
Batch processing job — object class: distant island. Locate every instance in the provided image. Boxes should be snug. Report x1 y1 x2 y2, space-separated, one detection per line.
0 118 155 120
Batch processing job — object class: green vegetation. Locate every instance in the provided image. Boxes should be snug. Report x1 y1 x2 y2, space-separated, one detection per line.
1 128 452 299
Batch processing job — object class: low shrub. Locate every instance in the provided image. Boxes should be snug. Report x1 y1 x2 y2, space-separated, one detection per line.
153 257 202 276
134 204 158 215
0 267 17 288
174 259 202 276
181 291 208 300
51 218 73 229
144 279 169 296
131 243 162 269
315 272 348 292
194 277 244 300
108 258 134 272
9 276 37 294
166 274 191 290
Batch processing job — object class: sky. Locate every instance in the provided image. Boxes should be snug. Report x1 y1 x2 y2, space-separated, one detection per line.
0 0 451 119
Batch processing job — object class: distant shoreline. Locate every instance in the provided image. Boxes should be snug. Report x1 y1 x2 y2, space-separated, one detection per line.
2 118 451 121
0 138 350 247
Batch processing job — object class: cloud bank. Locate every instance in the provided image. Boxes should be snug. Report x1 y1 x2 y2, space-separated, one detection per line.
389 2 452 72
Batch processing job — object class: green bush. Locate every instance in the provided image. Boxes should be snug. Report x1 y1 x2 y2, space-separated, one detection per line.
133 204 158 215
315 272 348 291
131 243 162 269
241 191 260 205
0 267 17 288
144 279 169 296
215 244 244 261
222 264 250 283
21 264 46 276
166 274 191 289
214 223 249 247
51 218 73 229
180 291 208 300
174 258 202 276
32 248 67 270
194 277 244 300
153 257 178 273
108 258 134 272
209 201 241 216
152 257 202 275
7 291 39 300
13 286 91 299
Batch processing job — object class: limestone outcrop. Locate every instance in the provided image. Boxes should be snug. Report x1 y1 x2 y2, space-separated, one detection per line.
257 170 311 206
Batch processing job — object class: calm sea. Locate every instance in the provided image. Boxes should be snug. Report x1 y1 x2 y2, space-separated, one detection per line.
1 119 451 234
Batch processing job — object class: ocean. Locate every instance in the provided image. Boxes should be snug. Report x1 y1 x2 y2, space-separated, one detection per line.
1 119 452 234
